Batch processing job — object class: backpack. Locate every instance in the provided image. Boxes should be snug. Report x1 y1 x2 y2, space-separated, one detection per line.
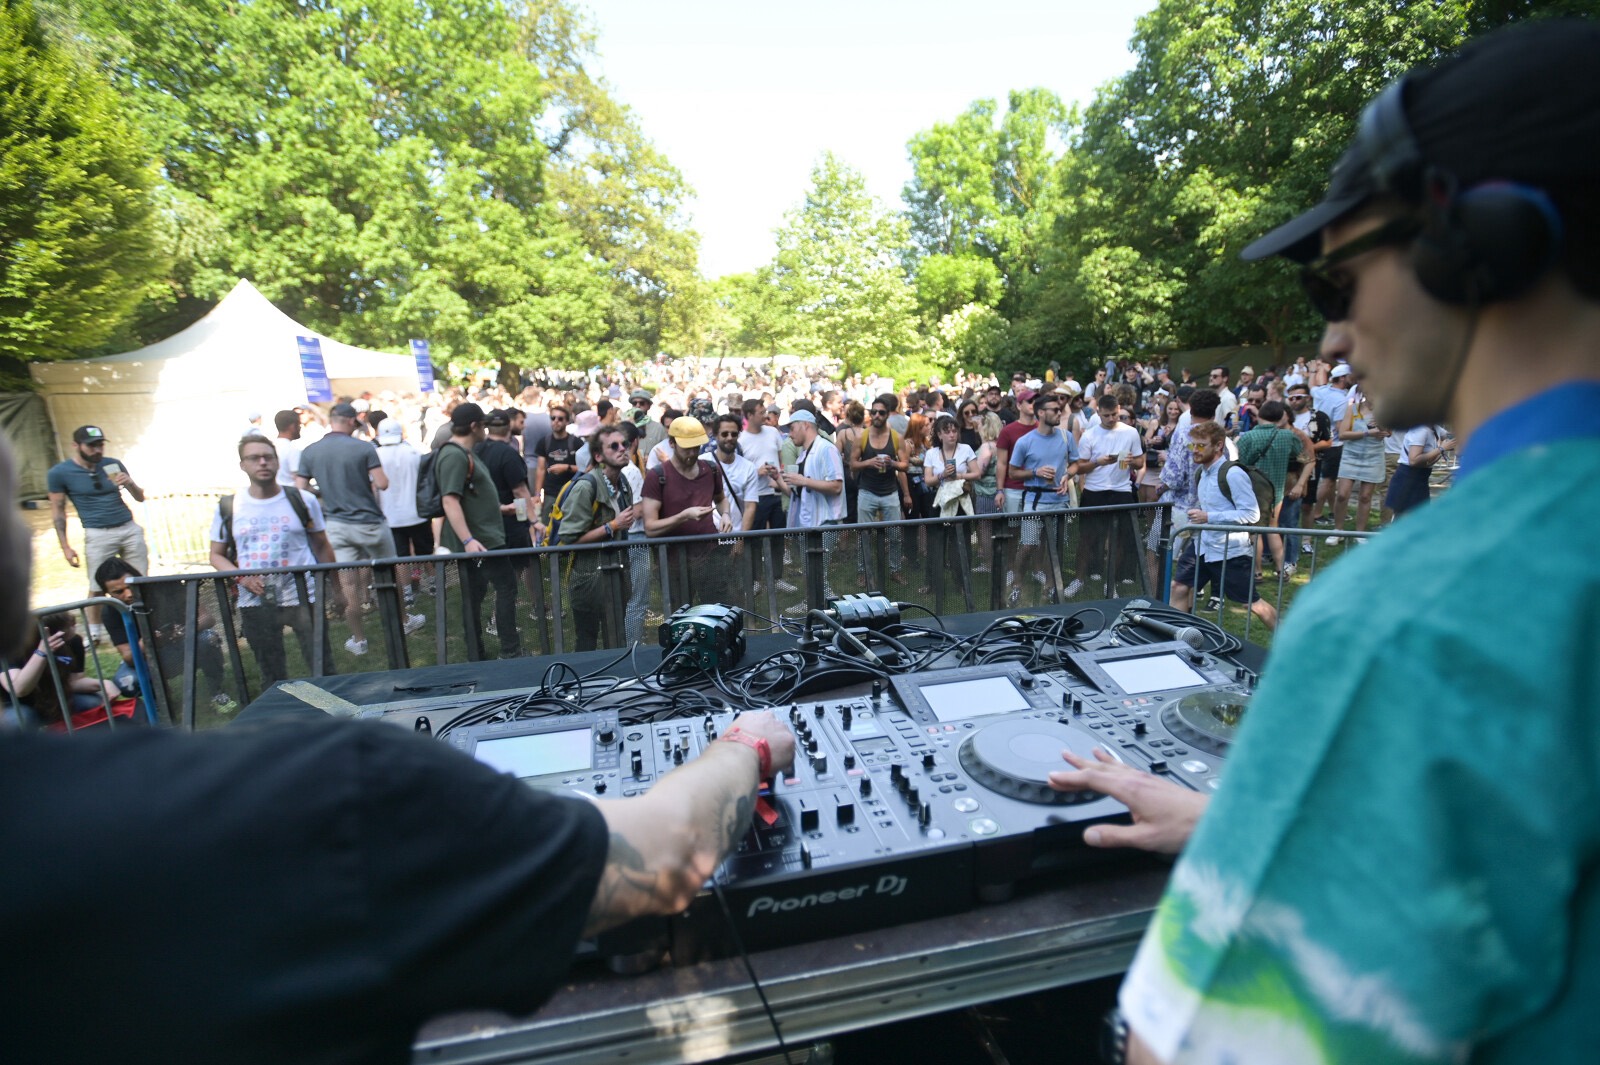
415 442 474 520
1216 459 1276 527
551 469 604 525
219 487 314 564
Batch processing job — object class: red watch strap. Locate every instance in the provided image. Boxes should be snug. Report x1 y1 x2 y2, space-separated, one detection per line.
717 726 772 780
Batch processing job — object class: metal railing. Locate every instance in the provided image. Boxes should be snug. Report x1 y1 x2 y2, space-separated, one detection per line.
1169 522 1374 645
124 504 1386 728
2 597 158 731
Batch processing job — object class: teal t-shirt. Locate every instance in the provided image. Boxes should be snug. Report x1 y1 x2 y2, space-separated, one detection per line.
1122 438 1600 1064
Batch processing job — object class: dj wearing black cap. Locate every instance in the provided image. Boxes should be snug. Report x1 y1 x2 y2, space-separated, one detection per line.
1048 20 1600 1065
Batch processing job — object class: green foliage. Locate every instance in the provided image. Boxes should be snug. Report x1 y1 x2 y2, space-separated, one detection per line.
771 153 925 378
915 253 1003 326
0 0 166 370
64 0 700 371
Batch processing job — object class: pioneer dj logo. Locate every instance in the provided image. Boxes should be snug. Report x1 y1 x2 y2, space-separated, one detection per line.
745 874 908 918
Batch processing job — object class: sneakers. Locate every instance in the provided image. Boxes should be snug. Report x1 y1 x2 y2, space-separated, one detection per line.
1324 535 1341 546
403 613 427 635
1313 516 1334 527
1207 596 1223 611
486 616 498 636
210 693 238 714
403 587 417 608
774 579 800 594
1301 541 1314 554
344 636 368 656
782 601 814 617
1031 570 1047 585
1063 578 1084 598
1280 563 1298 577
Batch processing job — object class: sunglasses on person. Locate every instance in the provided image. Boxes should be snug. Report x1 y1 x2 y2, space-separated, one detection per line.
602 440 629 452
1299 215 1421 321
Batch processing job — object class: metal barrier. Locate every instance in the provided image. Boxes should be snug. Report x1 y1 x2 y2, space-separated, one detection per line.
126 503 1177 728
1 597 158 731
1168 522 1374 644
141 489 234 571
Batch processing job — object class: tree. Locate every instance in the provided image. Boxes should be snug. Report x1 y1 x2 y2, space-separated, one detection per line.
0 0 165 375
68 0 702 373
771 154 925 378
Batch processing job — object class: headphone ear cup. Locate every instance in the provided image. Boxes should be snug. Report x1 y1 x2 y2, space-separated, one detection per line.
1411 183 1563 304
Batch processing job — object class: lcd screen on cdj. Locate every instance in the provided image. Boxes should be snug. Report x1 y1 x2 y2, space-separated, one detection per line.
922 676 1031 722
1101 654 1208 695
473 728 593 779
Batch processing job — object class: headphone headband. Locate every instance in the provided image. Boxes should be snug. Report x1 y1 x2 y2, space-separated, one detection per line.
1355 77 1423 198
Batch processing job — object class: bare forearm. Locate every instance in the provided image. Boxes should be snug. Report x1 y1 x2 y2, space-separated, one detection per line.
582 741 759 936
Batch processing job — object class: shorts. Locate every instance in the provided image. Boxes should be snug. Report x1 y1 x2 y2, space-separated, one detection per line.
83 522 148 594
390 521 435 557
1171 537 1199 586
1017 489 1068 546
1317 445 1344 481
324 520 392 563
1196 556 1261 604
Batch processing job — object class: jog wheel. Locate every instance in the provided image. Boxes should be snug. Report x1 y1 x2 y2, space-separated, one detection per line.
959 718 1107 805
1159 690 1248 757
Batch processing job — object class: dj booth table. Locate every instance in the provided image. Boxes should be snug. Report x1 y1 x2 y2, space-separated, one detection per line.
241 602 1255 1065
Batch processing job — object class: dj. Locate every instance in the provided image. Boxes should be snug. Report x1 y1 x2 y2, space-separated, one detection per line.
1049 21 1600 1065
0 433 795 1064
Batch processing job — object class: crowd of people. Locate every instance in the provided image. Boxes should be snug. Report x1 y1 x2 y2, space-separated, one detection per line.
29 341 1459 693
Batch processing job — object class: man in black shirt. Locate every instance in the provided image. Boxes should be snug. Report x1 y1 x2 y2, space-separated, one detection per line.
0 431 795 1065
533 405 578 539
476 406 538 566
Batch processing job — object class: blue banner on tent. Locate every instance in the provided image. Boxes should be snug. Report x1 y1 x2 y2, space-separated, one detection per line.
298 336 332 403
410 339 435 393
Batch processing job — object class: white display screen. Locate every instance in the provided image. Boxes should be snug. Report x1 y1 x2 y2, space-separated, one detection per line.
474 728 593 779
922 676 1031 722
1101 654 1208 695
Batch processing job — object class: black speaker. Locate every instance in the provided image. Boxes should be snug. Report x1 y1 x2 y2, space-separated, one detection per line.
1355 77 1565 305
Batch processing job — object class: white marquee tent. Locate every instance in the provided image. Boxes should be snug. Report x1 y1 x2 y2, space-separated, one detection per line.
31 280 424 490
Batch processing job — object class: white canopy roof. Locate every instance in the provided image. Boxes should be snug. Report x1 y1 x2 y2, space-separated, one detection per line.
31 280 426 491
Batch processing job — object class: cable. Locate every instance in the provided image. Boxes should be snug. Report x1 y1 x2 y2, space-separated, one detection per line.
1108 603 1241 656
708 880 796 1065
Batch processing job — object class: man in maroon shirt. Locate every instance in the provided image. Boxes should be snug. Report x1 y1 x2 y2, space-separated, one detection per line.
642 417 732 607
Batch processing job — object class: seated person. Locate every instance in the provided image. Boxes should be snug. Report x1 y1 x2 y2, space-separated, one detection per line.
0 612 119 728
94 558 234 713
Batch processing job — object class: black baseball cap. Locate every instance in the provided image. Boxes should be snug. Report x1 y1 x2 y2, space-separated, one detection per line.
451 402 486 430
330 402 360 418
484 408 511 428
1243 19 1600 263
72 425 106 444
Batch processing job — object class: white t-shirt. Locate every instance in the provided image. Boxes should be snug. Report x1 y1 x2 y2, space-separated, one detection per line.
620 464 646 535
712 452 763 529
789 439 844 527
375 443 422 527
921 443 979 484
1078 422 1144 492
209 490 326 607
1399 425 1440 466
737 425 783 494
1214 387 1240 427
273 437 302 488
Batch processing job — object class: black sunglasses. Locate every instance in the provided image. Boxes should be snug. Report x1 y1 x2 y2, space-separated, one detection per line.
1299 216 1420 321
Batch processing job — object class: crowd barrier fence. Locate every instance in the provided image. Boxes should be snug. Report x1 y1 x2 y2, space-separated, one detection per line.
3 597 158 732
116 505 1375 729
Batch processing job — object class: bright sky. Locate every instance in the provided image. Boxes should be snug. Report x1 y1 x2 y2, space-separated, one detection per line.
578 0 1156 280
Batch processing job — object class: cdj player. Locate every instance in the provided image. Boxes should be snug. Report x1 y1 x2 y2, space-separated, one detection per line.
363 624 1253 966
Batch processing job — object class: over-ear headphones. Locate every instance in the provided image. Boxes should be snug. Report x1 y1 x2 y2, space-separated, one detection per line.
1355 78 1564 305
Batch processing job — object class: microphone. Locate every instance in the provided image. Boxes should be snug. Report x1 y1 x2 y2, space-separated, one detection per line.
1122 609 1206 651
